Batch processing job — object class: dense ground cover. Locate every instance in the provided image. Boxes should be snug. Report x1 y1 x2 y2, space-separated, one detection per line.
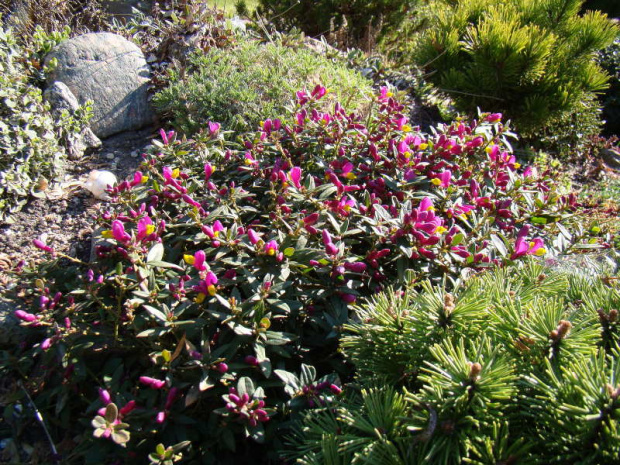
2 85 613 463
0 1 618 463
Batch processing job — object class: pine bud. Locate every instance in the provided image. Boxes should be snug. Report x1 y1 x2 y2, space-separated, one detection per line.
610 309 618 323
468 362 482 381
444 293 455 315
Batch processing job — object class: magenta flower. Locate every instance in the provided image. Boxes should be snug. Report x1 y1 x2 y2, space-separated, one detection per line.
431 170 451 188
289 166 302 189
136 216 155 241
204 163 215 181
311 84 327 99
296 90 309 105
244 152 257 166
510 226 546 259
486 113 502 123
130 171 147 187
111 220 131 243
208 121 221 136
193 272 219 300
159 128 175 145
184 250 207 272
264 240 279 256
202 220 224 240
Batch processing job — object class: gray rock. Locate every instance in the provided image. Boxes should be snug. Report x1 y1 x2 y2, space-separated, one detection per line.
45 32 154 138
43 81 102 160
43 80 80 113
601 148 620 170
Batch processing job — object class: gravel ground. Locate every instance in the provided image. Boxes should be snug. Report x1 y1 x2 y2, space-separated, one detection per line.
0 126 156 320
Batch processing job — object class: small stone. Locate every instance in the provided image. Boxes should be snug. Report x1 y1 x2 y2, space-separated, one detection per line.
106 153 115 160
131 150 139 158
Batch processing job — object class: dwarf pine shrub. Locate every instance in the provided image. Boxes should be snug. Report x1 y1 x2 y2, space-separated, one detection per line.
2 87 609 463
290 261 620 464
152 39 373 134
413 0 618 144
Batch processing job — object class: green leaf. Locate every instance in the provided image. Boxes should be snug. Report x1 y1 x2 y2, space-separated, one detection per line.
283 247 295 257
300 364 316 386
143 305 168 322
147 242 164 263
451 233 464 246
147 260 183 270
237 377 255 397
490 234 508 257
199 373 214 392
274 369 300 389
104 403 118 423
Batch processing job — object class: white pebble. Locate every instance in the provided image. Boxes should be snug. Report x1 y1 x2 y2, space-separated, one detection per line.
84 170 117 200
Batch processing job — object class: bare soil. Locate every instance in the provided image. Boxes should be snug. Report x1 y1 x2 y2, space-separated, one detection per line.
0 126 156 291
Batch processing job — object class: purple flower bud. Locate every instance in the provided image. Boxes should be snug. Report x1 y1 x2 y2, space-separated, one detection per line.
33 239 54 253
245 355 259 366
15 310 37 322
98 388 112 405
248 229 260 245
41 338 53 350
216 362 228 374
345 262 367 273
326 243 339 256
330 384 342 395
139 376 166 389
156 411 166 423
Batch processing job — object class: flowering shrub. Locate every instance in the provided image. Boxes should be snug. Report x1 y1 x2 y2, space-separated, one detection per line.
2 87 608 462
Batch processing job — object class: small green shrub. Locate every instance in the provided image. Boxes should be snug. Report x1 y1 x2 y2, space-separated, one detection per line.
413 0 618 142
0 24 90 222
152 40 373 134
254 0 415 48
290 261 620 464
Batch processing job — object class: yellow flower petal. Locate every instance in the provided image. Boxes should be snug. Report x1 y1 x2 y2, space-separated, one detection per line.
184 254 196 265
195 293 206 303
